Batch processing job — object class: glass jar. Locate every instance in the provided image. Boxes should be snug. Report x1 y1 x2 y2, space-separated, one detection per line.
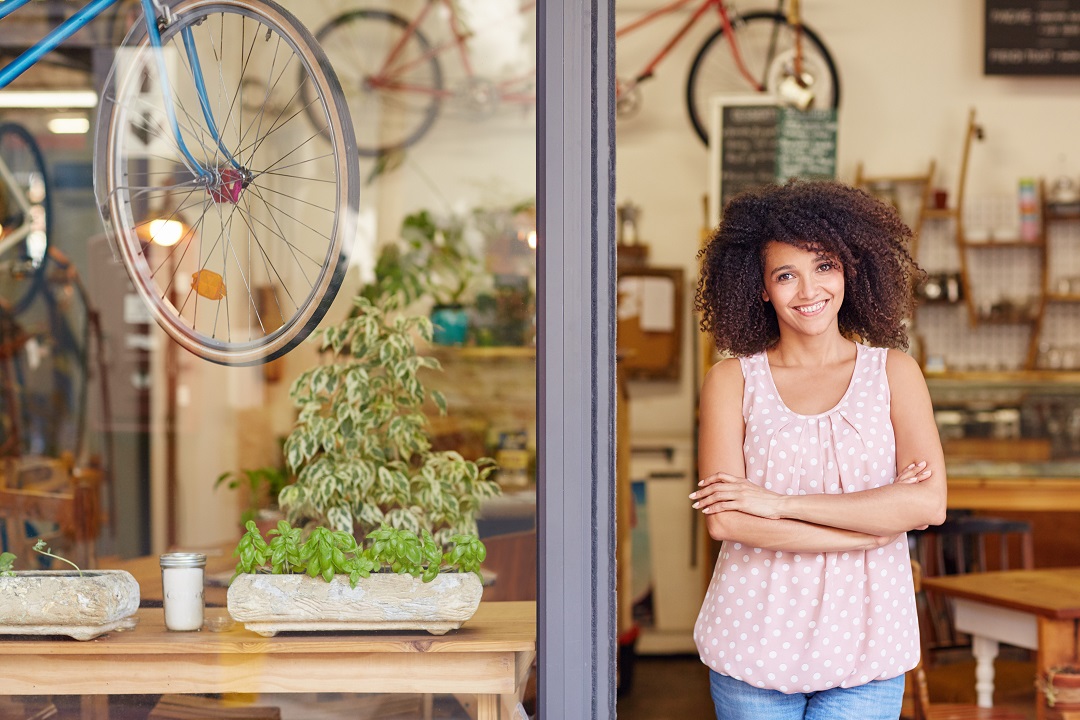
159 552 207 631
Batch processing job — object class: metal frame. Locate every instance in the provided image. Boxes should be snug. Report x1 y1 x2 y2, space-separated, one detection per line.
538 0 617 717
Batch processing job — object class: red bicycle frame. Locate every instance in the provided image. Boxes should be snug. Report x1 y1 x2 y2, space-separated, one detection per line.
371 0 537 104
615 0 768 94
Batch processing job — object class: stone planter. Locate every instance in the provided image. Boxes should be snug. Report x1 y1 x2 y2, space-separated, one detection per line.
227 572 483 636
0 570 141 640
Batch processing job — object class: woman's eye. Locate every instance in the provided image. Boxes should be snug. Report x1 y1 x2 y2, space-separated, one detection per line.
818 262 834 272
776 272 793 282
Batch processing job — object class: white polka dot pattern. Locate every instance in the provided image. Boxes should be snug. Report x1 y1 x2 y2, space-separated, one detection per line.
693 344 918 693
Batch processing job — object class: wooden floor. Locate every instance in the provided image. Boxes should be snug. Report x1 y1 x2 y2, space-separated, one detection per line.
617 650 1039 720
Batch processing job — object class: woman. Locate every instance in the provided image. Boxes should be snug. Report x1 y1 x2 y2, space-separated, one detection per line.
690 180 946 720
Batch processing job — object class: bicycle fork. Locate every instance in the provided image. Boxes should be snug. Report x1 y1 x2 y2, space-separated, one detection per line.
140 0 248 198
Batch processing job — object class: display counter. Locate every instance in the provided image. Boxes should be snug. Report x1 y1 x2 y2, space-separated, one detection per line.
944 464 1080 511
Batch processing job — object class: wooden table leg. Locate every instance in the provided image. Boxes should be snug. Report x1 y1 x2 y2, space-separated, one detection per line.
79 695 108 720
972 635 1000 708
1037 618 1080 720
477 694 498 720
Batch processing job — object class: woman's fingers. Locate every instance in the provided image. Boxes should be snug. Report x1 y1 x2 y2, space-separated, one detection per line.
896 461 932 484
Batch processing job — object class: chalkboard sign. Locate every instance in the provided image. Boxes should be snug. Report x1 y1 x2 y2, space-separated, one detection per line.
985 0 1080 75
708 97 838 224
776 108 838 181
716 102 779 214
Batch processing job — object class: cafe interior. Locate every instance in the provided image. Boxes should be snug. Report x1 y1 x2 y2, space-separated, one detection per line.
0 0 1079 719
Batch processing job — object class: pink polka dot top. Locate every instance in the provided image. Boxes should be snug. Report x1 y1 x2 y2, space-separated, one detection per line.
694 343 919 693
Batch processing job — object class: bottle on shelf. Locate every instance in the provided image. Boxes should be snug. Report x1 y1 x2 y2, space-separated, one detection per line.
1018 177 1040 242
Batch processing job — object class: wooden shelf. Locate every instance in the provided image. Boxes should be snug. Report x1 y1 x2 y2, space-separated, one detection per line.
427 345 536 361
922 207 958 220
1046 211 1080 222
1044 293 1080 303
925 369 1080 385
960 239 1043 249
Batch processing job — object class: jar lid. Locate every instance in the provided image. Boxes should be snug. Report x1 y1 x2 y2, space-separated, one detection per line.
159 552 207 568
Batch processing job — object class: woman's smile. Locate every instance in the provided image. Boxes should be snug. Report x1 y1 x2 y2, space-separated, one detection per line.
794 299 827 315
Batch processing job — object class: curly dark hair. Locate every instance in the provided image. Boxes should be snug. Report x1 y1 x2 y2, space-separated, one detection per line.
695 180 923 356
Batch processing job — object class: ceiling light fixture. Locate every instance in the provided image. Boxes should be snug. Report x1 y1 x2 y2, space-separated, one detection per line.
0 90 98 108
47 117 90 134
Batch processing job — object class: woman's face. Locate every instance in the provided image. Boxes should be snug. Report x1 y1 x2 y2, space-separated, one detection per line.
761 241 845 339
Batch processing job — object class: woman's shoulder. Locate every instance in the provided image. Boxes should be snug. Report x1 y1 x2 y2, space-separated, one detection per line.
883 348 926 386
702 356 747 394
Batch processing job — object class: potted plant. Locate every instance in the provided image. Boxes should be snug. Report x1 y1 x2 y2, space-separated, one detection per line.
226 520 487 636
0 542 139 640
1040 665 1080 710
214 462 291 534
363 209 487 345
277 294 500 542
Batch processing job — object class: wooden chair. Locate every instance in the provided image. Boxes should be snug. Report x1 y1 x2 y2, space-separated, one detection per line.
906 560 1029 720
0 454 101 569
912 510 1034 656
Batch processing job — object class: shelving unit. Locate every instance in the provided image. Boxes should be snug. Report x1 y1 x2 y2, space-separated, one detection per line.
1027 196 1080 369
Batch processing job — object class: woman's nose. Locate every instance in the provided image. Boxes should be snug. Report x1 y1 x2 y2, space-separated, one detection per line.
797 275 817 297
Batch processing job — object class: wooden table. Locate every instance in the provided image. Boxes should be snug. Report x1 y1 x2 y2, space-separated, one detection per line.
0 601 535 720
922 568 1080 720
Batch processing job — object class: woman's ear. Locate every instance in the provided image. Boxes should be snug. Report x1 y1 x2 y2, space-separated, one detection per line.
761 289 770 302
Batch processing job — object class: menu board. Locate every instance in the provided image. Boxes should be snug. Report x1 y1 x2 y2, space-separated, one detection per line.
776 108 838 181
985 0 1080 75
708 97 838 224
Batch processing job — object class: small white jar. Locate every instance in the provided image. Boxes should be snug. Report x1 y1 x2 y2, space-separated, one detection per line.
160 552 207 631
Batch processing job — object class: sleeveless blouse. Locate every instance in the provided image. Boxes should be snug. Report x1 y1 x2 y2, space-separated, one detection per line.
694 344 919 693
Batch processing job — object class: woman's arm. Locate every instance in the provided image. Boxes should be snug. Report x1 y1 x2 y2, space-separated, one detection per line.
695 351 947 536
698 358 897 552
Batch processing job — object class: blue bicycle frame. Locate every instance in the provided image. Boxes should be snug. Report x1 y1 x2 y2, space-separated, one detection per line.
0 0 239 180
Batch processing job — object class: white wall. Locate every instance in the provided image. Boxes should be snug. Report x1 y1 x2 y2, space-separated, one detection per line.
616 0 1080 446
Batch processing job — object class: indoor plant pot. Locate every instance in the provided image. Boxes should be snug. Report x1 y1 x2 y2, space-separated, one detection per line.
227 571 482 636
1041 666 1080 710
224 521 488 637
0 569 140 640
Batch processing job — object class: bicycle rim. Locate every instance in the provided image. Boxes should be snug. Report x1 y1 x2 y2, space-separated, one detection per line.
687 13 839 145
308 10 443 157
97 0 359 366
0 122 51 315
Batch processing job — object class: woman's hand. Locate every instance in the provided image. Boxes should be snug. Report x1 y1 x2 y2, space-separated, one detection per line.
896 460 932 485
690 471 786 519
895 460 933 530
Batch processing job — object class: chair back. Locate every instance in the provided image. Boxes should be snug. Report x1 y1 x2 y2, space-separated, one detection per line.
0 455 101 569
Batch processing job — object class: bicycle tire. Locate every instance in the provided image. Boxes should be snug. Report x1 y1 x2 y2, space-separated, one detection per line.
306 9 443 157
686 12 840 146
96 0 359 366
0 122 52 315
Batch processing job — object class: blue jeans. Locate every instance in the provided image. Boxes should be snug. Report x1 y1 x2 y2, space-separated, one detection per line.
709 670 905 720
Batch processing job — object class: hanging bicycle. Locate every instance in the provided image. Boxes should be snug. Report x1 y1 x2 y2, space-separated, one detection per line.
0 0 360 366
305 0 838 155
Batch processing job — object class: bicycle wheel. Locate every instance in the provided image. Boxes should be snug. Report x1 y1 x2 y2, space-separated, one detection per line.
96 0 359 366
0 122 51 315
306 10 443 157
686 12 839 146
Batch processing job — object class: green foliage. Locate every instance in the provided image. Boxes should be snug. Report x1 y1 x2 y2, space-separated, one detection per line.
0 552 15 576
278 294 499 542
361 209 485 308
231 520 485 588
214 465 291 525
32 539 81 576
